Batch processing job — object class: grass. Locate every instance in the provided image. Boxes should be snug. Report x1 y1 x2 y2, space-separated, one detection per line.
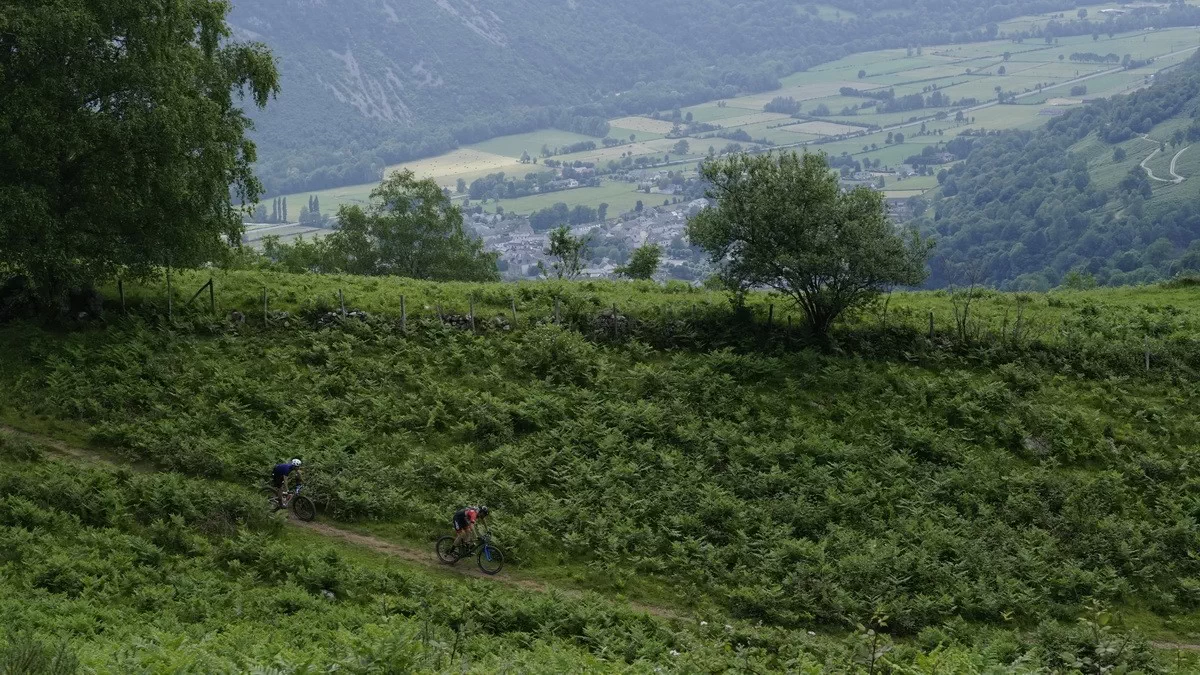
1171 142 1200 177
3 273 1200 673
468 129 598 159
796 4 857 21
483 180 648 216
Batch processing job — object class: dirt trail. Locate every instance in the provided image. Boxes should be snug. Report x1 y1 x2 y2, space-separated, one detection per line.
1139 136 1187 185
1169 145 1190 181
0 424 685 621
292 519 682 619
1152 641 1200 652
14 423 1200 641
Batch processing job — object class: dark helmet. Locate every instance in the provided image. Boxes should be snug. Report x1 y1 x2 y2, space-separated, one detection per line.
478 505 490 518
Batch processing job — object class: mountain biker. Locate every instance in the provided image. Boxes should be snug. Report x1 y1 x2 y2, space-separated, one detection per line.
271 458 303 509
452 505 489 550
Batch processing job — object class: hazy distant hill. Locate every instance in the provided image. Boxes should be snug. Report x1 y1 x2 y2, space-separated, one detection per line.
231 0 1078 196
922 52 1200 289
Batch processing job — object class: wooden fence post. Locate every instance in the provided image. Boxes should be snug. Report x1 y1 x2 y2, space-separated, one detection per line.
263 287 269 326
1144 336 1151 372
767 304 774 329
339 289 346 317
554 297 561 324
118 279 125 314
928 311 935 339
510 298 518 328
209 277 215 314
612 303 618 339
400 295 407 333
166 265 173 321
469 296 476 333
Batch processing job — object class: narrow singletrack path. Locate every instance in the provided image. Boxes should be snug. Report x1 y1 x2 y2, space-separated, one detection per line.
11 424 1200 641
0 424 685 621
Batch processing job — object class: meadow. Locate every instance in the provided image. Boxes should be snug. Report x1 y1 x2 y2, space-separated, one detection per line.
2 270 1200 667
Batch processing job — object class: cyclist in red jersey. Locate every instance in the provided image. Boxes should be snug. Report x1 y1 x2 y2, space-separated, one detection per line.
451 505 489 550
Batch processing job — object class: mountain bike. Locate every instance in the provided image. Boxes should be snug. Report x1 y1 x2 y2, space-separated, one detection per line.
436 527 505 575
267 483 316 522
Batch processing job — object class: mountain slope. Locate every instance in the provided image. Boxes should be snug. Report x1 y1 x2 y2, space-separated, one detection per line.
231 0 1100 196
924 53 1200 289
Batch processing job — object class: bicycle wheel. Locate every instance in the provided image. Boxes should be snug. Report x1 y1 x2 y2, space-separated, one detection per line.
435 536 460 564
477 544 504 575
290 495 316 522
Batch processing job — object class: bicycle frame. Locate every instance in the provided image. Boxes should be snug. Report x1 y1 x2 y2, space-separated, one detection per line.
283 483 303 506
456 523 492 554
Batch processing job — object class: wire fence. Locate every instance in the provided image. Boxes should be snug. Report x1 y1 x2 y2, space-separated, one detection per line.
96 273 1200 379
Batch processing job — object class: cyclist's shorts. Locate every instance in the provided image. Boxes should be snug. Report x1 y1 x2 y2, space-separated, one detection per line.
453 513 469 531
271 473 285 489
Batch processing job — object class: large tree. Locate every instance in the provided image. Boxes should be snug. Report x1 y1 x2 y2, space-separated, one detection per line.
312 171 498 281
0 0 279 304
538 226 590 280
615 243 662 280
688 151 931 338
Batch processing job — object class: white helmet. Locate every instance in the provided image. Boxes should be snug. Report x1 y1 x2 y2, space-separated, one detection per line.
291 458 302 466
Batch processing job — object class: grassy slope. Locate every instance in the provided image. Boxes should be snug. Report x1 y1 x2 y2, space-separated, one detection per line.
2 273 1200 659
9 440 1182 674
0 437 843 672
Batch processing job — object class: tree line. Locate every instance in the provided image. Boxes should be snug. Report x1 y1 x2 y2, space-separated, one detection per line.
920 52 1200 289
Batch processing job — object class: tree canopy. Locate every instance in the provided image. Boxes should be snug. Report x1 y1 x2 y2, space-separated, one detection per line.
616 244 663 280
689 151 930 337
0 0 279 304
922 52 1200 288
263 171 498 281
538 226 590 281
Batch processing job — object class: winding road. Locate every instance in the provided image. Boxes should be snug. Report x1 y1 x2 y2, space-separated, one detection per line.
1139 135 1189 184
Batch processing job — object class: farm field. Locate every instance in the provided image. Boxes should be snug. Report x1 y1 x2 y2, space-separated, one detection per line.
468 129 599 158
481 179 649 217
270 16 1200 240
609 116 677 134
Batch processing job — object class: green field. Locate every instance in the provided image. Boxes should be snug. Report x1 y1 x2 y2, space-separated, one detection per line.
3 272 1200 670
269 17 1200 239
468 129 599 158
483 179 649 216
798 3 857 21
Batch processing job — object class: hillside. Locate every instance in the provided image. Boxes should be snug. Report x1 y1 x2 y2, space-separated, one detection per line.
923 51 1200 289
234 0 1128 197
2 272 1199 670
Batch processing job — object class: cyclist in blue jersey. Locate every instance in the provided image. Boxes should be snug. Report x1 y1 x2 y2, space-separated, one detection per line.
271 458 303 509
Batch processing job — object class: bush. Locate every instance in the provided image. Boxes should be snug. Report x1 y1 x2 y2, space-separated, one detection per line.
0 634 79 675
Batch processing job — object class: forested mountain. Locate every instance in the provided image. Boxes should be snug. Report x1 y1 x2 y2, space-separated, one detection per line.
233 0 1107 197
923 52 1200 289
